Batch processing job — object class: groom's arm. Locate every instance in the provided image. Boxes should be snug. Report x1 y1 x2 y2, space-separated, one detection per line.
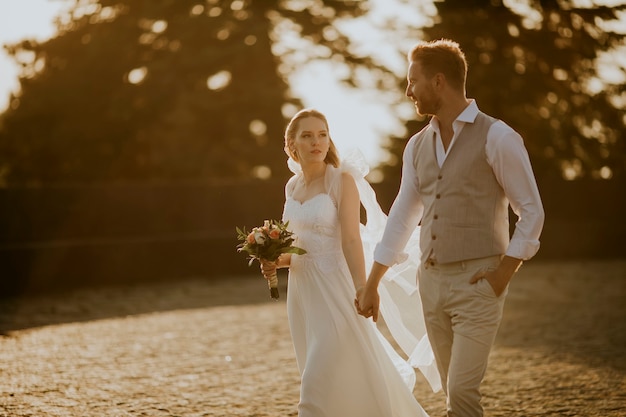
358 136 424 321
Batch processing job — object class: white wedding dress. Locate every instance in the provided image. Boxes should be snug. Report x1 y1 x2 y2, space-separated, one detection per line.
282 153 439 417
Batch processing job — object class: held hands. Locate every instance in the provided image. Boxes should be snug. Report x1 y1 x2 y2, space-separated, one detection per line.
354 284 380 322
354 286 365 314
355 262 387 322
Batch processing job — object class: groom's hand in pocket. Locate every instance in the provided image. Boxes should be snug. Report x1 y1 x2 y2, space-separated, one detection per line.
469 256 522 297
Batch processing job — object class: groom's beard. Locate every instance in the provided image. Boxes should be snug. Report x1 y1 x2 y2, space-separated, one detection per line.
415 91 441 117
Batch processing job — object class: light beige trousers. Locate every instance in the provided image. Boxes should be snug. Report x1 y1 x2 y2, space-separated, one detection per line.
418 255 508 417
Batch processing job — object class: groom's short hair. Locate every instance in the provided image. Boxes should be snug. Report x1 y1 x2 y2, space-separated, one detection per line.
408 39 467 93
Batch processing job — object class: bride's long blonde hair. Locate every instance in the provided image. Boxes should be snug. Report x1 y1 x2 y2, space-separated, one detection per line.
284 108 340 168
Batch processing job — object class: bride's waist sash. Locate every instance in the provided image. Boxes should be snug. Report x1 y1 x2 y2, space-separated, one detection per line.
298 248 341 259
292 248 345 273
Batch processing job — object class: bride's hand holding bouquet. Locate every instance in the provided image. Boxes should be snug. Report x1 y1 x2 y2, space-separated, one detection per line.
236 220 306 299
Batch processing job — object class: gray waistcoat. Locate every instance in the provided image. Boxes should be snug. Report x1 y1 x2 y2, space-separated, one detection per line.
413 112 509 264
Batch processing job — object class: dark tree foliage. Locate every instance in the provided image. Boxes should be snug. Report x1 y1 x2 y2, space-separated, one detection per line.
0 0 371 184
380 0 626 182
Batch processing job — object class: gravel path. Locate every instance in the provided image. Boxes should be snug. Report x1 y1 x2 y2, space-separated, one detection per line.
1 259 625 417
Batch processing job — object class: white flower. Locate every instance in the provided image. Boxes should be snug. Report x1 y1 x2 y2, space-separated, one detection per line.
254 230 266 245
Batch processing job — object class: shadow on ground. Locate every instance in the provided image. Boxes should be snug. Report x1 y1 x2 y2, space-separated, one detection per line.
1 259 625 374
496 259 626 372
0 271 287 334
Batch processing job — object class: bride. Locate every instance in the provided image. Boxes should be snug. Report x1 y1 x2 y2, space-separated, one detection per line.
261 108 438 417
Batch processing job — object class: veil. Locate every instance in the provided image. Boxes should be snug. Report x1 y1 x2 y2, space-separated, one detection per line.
342 149 441 393
287 150 441 393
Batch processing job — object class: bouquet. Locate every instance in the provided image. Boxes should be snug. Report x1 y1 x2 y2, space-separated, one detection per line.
236 220 306 299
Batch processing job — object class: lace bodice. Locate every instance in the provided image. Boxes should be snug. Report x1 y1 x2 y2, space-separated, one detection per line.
283 193 344 274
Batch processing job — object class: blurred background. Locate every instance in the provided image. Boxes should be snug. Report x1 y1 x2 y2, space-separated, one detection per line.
0 0 624 296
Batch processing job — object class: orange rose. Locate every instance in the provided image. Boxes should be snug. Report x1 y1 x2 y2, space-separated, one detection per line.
268 228 280 240
247 232 256 244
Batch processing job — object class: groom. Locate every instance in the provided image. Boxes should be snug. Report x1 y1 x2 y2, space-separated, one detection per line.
357 39 544 417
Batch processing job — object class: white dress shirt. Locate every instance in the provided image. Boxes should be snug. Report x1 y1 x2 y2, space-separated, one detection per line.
374 100 545 266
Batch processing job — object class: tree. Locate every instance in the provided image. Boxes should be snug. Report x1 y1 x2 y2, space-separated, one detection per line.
0 0 374 184
379 0 626 183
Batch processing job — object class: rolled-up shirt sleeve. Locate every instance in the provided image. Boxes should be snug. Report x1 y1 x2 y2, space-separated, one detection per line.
487 122 545 260
374 135 425 267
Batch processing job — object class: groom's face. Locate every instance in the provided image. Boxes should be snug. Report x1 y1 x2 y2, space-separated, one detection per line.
406 60 441 117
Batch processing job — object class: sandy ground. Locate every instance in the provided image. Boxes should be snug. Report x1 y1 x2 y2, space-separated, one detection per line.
0 259 625 417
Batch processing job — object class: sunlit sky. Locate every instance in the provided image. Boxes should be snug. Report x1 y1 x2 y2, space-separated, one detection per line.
0 0 428 169
1 1 624 170
0 1 66 105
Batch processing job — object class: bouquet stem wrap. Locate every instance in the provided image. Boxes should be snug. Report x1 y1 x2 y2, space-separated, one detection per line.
267 270 279 300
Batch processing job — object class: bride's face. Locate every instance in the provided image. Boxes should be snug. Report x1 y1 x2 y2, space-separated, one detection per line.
293 117 330 164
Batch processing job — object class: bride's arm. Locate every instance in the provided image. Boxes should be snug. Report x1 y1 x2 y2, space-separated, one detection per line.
338 173 367 293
